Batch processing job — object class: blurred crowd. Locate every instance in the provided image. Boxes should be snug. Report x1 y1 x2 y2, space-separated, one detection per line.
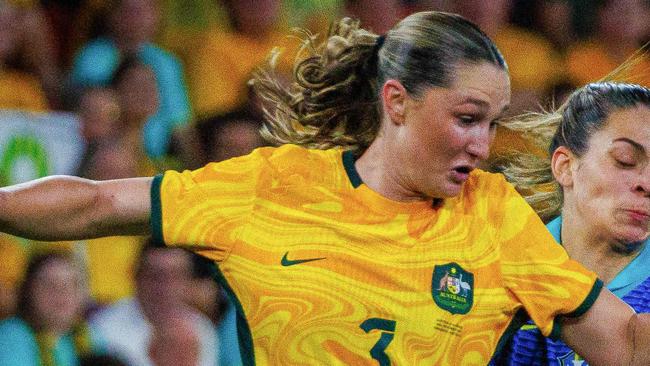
0 0 648 365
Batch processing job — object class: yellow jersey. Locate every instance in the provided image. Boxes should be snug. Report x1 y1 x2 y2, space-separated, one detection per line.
151 144 601 365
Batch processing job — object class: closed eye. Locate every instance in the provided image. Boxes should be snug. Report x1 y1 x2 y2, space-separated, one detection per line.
615 159 637 168
458 115 477 125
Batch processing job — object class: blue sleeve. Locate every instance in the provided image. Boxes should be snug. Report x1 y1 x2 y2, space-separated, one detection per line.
140 46 193 158
69 39 120 87
0 318 39 366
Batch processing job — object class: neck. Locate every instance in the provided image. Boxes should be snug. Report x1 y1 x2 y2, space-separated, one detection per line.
561 204 644 283
355 136 427 202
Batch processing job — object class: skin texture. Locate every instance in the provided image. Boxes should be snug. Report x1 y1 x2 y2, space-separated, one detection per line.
553 105 650 282
356 62 511 202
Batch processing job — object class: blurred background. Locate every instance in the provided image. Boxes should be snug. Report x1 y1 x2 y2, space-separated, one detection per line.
0 0 647 365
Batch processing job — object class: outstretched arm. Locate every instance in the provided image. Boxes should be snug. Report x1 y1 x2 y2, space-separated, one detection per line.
561 288 650 366
0 176 153 241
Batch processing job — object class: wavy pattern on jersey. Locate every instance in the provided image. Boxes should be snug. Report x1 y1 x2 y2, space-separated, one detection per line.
158 145 599 365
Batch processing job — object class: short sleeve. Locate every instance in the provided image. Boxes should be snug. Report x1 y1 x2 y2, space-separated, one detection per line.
497 179 602 339
151 148 270 262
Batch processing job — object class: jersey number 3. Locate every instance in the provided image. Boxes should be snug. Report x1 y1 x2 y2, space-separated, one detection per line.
360 318 397 366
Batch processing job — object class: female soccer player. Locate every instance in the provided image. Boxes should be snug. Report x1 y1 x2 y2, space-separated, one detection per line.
493 82 650 365
0 11 649 365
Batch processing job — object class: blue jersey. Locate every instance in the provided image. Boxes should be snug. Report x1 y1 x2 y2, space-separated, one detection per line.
493 216 650 366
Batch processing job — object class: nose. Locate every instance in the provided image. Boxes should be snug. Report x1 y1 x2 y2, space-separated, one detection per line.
466 125 493 160
634 169 650 197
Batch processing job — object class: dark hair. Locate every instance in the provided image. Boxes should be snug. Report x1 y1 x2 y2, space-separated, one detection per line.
252 11 507 151
550 82 650 156
501 82 650 220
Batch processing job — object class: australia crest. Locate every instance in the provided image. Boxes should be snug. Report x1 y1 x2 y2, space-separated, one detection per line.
432 262 474 314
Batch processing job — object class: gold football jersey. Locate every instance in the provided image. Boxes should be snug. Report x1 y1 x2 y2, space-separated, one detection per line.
151 145 601 365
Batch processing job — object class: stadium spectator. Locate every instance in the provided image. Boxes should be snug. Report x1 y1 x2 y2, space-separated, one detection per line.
184 0 296 120
343 0 402 35
69 0 192 160
2 10 650 365
74 58 159 308
77 87 120 146
530 0 576 52
18 2 63 109
565 0 650 87
0 0 49 111
89 242 217 366
454 0 566 114
77 56 158 181
0 251 100 366
196 96 266 165
494 82 650 364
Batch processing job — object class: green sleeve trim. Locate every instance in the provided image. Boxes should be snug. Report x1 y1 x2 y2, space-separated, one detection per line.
550 278 604 340
489 308 529 363
211 264 256 366
150 174 164 247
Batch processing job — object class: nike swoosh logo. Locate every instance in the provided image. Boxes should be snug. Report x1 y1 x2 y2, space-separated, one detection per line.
281 252 326 266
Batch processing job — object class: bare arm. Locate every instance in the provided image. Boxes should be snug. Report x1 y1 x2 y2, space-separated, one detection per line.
561 288 650 366
0 175 153 241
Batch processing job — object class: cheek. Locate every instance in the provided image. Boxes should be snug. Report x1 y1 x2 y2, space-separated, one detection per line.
574 169 629 209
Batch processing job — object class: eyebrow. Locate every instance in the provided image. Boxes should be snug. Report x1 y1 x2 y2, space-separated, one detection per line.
458 97 510 114
461 97 489 108
613 137 646 154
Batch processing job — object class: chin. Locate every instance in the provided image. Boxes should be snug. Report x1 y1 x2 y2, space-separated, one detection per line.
434 186 462 199
615 227 650 246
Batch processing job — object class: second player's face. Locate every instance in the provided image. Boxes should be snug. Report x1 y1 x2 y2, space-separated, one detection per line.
396 62 510 199
567 105 650 245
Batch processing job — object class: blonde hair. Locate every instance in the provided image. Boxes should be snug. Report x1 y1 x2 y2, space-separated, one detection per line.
251 11 506 152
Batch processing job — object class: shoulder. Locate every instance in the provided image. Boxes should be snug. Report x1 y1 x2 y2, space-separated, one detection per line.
462 169 512 199
204 144 338 175
456 169 530 222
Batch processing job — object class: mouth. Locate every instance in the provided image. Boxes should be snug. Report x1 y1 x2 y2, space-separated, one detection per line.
450 165 473 183
624 209 650 224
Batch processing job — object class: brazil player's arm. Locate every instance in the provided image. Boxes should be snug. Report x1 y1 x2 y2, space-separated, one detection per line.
0 176 152 241
561 288 650 366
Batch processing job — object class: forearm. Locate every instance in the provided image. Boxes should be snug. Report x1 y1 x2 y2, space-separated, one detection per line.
629 313 650 366
0 176 151 241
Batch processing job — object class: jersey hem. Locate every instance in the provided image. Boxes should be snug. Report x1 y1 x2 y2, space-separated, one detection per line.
549 278 604 340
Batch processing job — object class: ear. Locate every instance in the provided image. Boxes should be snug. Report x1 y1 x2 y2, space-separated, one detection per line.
381 79 407 126
551 146 574 188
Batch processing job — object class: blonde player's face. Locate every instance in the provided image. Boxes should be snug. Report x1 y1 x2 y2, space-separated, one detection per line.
565 106 650 245
396 62 510 198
